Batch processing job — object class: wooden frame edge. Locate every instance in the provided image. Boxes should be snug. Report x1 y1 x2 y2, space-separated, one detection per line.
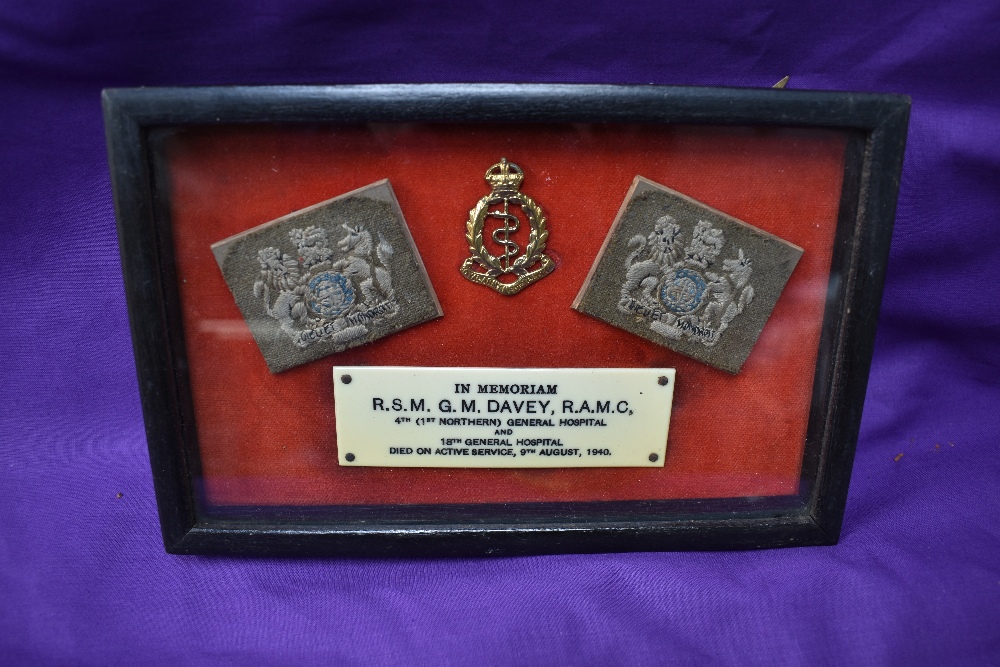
103 84 910 555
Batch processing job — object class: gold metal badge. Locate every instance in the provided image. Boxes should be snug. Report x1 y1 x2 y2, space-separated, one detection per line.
460 158 554 295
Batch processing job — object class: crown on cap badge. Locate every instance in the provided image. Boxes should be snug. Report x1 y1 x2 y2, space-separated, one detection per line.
484 158 525 193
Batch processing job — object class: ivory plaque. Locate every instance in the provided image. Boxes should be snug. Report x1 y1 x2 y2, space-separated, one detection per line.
334 367 675 468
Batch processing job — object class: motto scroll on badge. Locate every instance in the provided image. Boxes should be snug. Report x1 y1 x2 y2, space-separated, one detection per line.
573 177 803 374
212 180 442 373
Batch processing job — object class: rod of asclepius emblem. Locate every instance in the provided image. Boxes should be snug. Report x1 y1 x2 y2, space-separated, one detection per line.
460 158 555 295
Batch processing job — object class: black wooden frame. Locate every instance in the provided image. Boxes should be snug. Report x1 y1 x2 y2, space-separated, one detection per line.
103 84 909 556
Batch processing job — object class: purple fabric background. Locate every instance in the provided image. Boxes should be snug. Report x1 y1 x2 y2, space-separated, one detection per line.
2 1 998 664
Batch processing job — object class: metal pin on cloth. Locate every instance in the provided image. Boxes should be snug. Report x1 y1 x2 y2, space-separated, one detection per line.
460 158 555 295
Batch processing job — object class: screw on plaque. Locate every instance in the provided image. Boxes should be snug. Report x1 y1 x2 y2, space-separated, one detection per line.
341 374 352 384
345 453 356 462
658 376 670 386
649 453 659 462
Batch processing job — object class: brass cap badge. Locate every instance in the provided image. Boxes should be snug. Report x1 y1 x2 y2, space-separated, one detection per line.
460 158 554 295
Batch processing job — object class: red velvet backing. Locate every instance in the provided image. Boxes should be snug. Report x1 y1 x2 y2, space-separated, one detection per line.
164 123 846 506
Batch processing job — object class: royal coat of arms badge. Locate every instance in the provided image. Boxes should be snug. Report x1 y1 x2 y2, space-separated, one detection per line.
573 177 803 374
212 180 442 373
460 158 555 295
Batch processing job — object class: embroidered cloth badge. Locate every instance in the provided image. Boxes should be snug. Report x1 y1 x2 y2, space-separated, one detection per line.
572 177 803 374
212 180 442 373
